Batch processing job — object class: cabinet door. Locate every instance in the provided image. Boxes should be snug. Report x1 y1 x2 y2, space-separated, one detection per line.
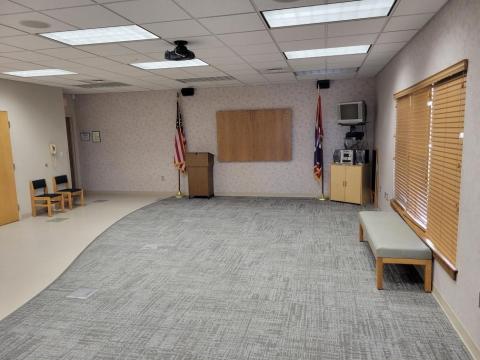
345 166 362 204
330 165 346 201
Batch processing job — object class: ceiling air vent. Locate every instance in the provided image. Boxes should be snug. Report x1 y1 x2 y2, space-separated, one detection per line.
261 67 290 74
176 76 235 83
76 82 132 89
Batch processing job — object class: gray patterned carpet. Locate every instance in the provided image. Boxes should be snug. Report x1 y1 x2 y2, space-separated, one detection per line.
0 197 471 360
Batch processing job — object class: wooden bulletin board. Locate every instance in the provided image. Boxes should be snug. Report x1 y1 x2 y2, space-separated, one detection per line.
216 108 292 162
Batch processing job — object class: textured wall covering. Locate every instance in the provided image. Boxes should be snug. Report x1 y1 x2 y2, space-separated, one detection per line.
74 79 376 197
375 0 480 351
0 78 70 217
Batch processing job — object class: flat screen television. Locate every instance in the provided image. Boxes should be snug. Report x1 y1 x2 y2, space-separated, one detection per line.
337 101 366 126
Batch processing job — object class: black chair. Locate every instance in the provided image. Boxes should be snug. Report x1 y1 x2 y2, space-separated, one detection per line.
53 175 84 209
30 179 64 217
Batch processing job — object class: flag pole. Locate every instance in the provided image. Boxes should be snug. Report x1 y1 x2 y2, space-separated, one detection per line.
317 85 327 201
176 169 183 198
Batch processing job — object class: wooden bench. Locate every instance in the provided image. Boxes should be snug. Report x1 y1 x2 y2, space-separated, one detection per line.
359 211 433 292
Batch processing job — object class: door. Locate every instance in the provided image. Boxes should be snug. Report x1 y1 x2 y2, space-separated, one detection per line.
345 165 362 204
0 112 19 225
330 165 346 202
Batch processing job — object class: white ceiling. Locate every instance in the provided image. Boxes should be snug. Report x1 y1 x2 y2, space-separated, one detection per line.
0 0 448 93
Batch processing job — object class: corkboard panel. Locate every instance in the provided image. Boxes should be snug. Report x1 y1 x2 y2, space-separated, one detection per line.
216 108 292 162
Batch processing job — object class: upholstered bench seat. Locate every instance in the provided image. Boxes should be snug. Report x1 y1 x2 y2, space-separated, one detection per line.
359 211 433 292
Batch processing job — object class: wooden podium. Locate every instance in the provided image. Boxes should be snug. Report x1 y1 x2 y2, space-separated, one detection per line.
185 152 214 198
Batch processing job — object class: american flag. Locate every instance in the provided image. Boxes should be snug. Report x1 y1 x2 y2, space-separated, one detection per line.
174 94 187 172
313 93 324 180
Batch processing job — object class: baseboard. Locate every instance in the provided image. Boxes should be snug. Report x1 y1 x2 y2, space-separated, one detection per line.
85 190 174 197
432 288 480 360
215 192 320 198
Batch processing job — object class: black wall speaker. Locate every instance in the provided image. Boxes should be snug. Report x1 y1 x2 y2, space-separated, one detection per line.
181 87 195 96
316 80 330 89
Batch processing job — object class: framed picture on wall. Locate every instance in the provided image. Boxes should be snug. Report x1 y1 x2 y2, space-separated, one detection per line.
80 131 90 142
92 131 101 143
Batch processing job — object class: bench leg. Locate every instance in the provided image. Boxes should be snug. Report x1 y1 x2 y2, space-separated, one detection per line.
47 199 53 217
376 257 384 290
424 260 432 293
359 223 364 242
80 190 85 206
31 199 37 217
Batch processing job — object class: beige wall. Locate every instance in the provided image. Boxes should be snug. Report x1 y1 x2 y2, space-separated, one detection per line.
0 78 70 218
73 79 376 197
375 0 480 351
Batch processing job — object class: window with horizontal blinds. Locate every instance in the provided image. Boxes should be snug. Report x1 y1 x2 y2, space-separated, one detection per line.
426 75 466 266
394 87 431 228
393 60 468 276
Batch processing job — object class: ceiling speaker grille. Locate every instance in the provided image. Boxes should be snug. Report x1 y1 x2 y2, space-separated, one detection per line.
177 76 235 83
77 82 131 89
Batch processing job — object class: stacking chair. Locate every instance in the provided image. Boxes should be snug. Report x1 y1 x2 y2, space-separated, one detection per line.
52 175 84 209
30 179 64 217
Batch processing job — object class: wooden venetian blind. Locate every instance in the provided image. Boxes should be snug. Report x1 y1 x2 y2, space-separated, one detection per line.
426 75 466 266
394 87 431 228
393 60 468 275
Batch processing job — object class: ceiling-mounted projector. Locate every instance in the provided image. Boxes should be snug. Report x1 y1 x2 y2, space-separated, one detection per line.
165 40 195 61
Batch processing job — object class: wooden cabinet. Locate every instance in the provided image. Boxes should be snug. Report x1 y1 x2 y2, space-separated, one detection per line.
185 152 214 198
330 164 370 205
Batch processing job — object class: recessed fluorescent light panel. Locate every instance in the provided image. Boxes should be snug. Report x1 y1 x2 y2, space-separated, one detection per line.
131 59 208 70
285 45 370 59
3 69 77 77
40 25 158 46
263 0 396 28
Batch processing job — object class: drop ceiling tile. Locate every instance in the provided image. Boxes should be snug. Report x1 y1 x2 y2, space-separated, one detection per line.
271 24 326 42
122 39 171 53
0 61 47 70
194 47 237 58
143 20 209 38
13 0 95 10
44 5 130 29
38 47 93 59
0 55 17 63
0 43 23 52
242 52 283 63
327 18 387 37
393 0 448 16
0 35 65 50
0 12 75 33
215 63 253 71
224 68 259 76
371 42 406 53
234 73 265 82
253 0 327 11
78 44 136 56
171 35 223 49
104 0 190 24
0 24 25 37
288 58 326 71
384 14 434 31
327 34 377 47
230 42 279 55
2 50 57 62
326 54 366 68
106 53 155 64
364 50 396 65
278 38 326 52
377 30 417 43
217 31 272 46
248 59 288 71
199 13 265 34
0 1 30 15
148 68 193 79
184 67 226 76
31 57 90 68
357 65 383 77
263 72 296 82
203 56 246 65
174 0 255 17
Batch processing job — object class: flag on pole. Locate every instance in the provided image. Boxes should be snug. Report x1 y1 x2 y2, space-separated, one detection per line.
174 94 187 172
313 92 324 180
